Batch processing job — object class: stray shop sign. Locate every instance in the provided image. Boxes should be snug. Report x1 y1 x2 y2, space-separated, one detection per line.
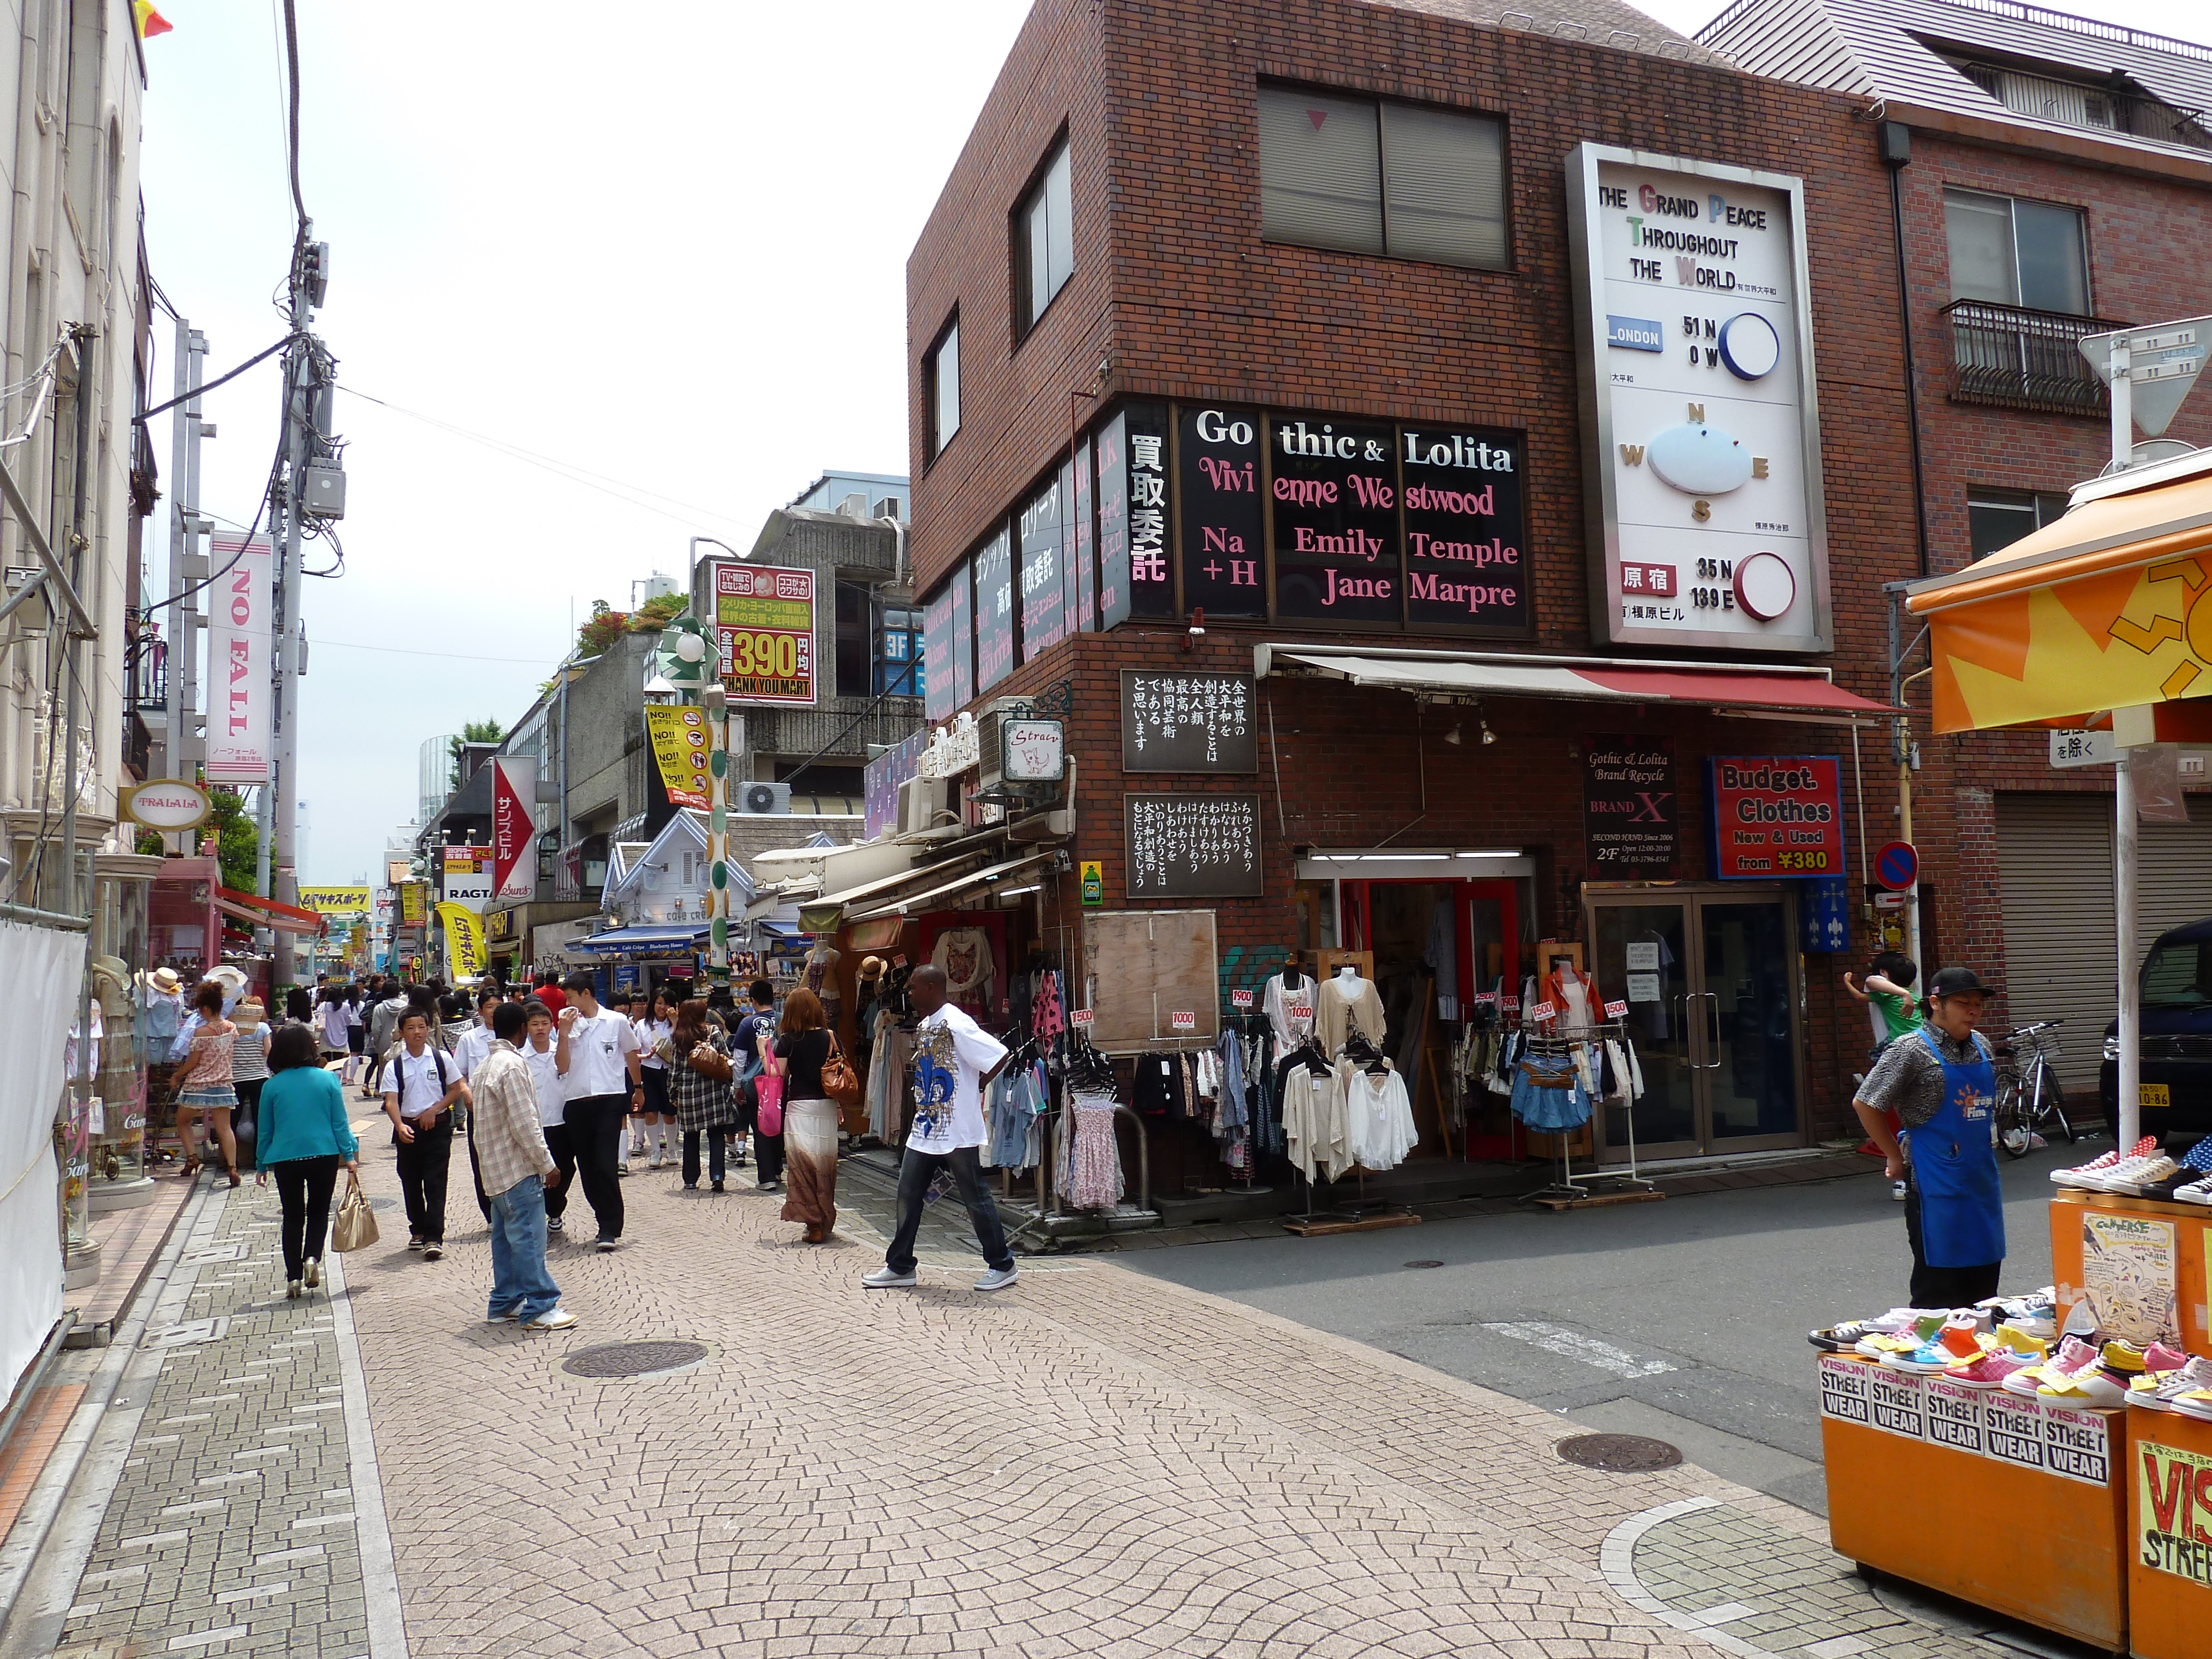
2138 1439 2212 1585
1818 1355 2109 1486
1707 755 1843 878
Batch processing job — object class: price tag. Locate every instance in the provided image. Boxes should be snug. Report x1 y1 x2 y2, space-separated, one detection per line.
1475 990 1498 1005
1070 1008 1094 1027
891 954 907 968
1230 988 1254 1009
1603 999 1629 1019
1503 995 1520 1013
1530 999 1558 1022
1170 1010 1196 1031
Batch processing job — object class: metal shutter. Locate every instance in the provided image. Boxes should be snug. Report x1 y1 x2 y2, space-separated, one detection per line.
2141 800 2212 950
1995 794 2112 1090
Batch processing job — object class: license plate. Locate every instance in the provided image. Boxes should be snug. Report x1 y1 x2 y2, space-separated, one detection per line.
2142 1083 2172 1109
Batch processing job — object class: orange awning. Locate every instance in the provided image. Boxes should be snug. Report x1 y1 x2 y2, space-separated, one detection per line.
1906 459 2212 733
215 886 328 937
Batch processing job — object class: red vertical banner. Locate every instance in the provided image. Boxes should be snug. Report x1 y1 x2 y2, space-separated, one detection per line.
492 757 537 901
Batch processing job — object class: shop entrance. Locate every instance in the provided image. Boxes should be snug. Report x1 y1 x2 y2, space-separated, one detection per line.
1586 886 1804 1161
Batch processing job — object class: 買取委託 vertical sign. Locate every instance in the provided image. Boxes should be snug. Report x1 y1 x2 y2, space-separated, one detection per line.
1564 144 1832 654
204 534 274 783
713 563 816 705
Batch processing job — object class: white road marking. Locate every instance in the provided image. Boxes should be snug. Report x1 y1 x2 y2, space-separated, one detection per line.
1479 1321 1677 1380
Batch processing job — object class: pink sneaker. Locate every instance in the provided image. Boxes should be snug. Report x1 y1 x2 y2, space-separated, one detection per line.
2004 1334 2098 1396
1944 1348 2034 1390
2144 1342 2189 1374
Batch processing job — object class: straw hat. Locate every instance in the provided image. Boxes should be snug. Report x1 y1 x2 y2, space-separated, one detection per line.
206 964 248 995
859 956 884 980
236 998 266 1023
148 967 182 994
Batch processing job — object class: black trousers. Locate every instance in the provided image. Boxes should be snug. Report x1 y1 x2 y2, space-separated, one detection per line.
544 1122 575 1220
465 1113 492 1223
682 1128 729 1186
1903 1171 2002 1310
562 1095 627 1240
393 1113 455 1245
884 1145 1013 1276
273 1154 342 1280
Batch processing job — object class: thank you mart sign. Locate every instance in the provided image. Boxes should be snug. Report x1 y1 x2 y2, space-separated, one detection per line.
711 562 816 706
1565 145 1832 656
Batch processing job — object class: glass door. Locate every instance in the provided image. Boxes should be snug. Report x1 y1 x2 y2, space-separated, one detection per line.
1587 887 1803 1161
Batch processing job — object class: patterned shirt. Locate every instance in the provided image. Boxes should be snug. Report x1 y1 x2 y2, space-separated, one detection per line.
469 1041 556 1197
1855 1022 1992 1131
667 1031 735 1133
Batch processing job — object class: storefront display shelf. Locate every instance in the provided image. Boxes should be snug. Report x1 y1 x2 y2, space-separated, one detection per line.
1820 1354 2127 1653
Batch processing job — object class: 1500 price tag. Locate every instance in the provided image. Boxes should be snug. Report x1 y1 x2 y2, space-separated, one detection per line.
1070 1008 1094 1027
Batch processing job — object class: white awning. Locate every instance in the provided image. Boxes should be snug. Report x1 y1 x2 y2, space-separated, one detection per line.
843 851 1055 924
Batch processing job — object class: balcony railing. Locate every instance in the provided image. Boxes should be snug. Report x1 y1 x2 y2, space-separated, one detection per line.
1943 299 2117 418
1955 60 2212 151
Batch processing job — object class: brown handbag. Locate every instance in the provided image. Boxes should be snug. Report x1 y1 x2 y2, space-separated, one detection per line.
820 1034 861 1113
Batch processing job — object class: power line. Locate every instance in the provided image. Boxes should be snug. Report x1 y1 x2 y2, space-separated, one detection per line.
310 638 561 666
337 387 757 535
281 0 307 231
133 334 296 425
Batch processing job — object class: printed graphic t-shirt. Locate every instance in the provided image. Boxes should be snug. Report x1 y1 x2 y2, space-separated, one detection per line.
907 1003 1007 1155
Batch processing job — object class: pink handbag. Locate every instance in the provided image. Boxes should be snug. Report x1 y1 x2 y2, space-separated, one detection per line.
754 1070 785 1138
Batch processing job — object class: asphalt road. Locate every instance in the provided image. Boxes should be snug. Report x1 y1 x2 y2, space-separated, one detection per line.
1122 1140 2086 1516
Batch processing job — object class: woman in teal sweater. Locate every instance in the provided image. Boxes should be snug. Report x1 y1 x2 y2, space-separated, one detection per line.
257 1024 360 1298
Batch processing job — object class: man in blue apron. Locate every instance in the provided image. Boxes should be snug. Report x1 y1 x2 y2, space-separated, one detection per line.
1851 966 2004 1308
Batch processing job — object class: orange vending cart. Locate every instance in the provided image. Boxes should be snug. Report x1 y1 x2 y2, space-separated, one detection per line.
1820 1353 2129 1652
2127 1401 2212 1659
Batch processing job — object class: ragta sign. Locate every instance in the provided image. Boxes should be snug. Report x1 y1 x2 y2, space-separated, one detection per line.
712 562 816 706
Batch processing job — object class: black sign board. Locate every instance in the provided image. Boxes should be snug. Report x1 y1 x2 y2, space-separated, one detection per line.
921 579 959 722
1125 793 1264 898
1272 415 1400 625
1177 406 1266 618
1019 470 1066 663
1582 735 1679 879
1064 442 1093 639
949 556 973 709
1096 413 1131 630
973 527 1015 693
1120 670 1259 773
1401 426 1529 633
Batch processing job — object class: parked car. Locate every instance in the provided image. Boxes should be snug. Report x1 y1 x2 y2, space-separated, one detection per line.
2101 917 2212 1140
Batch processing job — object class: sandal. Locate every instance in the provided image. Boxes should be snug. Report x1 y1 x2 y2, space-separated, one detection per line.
180 1160 200 1181
227 1166 242 1188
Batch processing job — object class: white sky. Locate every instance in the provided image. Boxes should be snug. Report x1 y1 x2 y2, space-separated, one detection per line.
140 0 2202 884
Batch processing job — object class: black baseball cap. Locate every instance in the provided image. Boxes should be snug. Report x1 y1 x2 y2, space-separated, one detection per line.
1928 966 1996 998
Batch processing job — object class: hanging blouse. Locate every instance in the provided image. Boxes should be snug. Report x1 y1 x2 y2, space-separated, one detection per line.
1314 974 1386 1056
1263 972 1316 1052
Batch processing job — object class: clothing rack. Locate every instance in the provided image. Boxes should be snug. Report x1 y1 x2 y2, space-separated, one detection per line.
1519 1018 1665 1212
1281 1032 1423 1237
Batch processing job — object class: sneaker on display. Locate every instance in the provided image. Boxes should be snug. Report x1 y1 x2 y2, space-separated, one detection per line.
2004 1334 2100 1397
2178 1137 2212 1175
1944 1349 2034 1389
2039 1340 2148 1407
2172 1176 2212 1206
1990 1324 2049 1360
2052 1139 2154 1189
2133 1357 2212 1412
2107 1155 2180 1196
2169 1382 2212 1421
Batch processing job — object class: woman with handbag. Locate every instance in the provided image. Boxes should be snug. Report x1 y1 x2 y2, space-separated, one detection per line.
255 1022 359 1298
665 999 737 1191
769 989 842 1243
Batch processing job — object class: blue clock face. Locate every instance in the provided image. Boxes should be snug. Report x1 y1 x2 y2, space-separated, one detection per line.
1645 422 1753 495
1718 312 1782 381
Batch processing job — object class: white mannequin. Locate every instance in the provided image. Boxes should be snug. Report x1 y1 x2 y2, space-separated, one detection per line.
1338 963 1358 979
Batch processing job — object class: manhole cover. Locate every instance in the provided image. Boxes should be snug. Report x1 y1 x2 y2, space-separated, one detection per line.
560 1341 710 1380
1556 1433 1681 1472
1404 1260 1444 1269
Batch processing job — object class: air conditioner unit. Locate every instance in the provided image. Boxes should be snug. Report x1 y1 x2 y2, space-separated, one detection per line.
897 774 953 836
838 492 869 519
737 781 792 815
875 497 902 521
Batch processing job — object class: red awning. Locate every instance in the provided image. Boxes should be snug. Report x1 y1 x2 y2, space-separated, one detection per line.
215 886 328 937
1260 646 1895 717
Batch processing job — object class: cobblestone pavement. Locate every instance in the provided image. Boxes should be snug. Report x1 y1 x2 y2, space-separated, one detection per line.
12 1131 2041 1659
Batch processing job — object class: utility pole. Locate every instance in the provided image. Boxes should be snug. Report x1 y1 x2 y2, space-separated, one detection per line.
269 229 334 990
159 322 207 806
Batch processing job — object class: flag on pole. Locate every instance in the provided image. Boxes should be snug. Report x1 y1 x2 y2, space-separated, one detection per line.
133 2 173 39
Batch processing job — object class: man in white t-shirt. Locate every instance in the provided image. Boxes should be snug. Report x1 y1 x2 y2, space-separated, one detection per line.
863 964 1019 1292
554 972 644 1251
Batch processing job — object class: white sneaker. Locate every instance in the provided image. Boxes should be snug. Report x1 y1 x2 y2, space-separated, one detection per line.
863 1266 917 1288
524 1307 578 1332
2108 1155 2178 1195
973 1265 1019 1292
2174 1176 2212 1206
2054 1138 2153 1188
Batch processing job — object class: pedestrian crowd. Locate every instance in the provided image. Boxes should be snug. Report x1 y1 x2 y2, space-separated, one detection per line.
135 953 1026 1335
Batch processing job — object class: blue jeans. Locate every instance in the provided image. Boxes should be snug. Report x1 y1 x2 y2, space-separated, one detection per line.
487 1175 562 1322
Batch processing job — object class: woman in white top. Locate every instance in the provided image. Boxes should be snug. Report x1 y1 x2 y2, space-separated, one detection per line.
316 987 351 1063
633 988 676 1170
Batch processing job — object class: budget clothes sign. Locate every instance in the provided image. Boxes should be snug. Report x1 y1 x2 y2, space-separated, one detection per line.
1705 755 1844 878
491 757 537 901
713 563 816 706
204 534 273 784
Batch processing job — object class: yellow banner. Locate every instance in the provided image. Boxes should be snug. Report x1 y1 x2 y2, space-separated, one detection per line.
2137 1437 2212 1585
298 885 372 917
436 901 487 979
644 705 712 810
400 885 425 925
1931 557 2212 733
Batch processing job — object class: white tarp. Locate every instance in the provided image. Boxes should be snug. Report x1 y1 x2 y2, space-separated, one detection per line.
1 920 85 1404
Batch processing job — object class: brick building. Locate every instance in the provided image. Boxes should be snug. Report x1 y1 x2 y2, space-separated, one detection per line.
1702 0 2212 1103
864 0 2168 1191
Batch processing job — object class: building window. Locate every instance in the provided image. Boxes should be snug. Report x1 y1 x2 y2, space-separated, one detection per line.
1016 139 1073 336
1258 84 1506 269
1944 187 2088 316
836 582 870 698
1967 487 2070 558
926 316 959 457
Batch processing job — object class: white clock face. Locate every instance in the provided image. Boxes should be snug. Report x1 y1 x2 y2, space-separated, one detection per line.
1733 550 1796 620
1645 422 1753 495
1718 312 1781 380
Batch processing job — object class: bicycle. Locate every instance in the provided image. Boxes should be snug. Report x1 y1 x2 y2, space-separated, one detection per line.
1995 1019 2072 1159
